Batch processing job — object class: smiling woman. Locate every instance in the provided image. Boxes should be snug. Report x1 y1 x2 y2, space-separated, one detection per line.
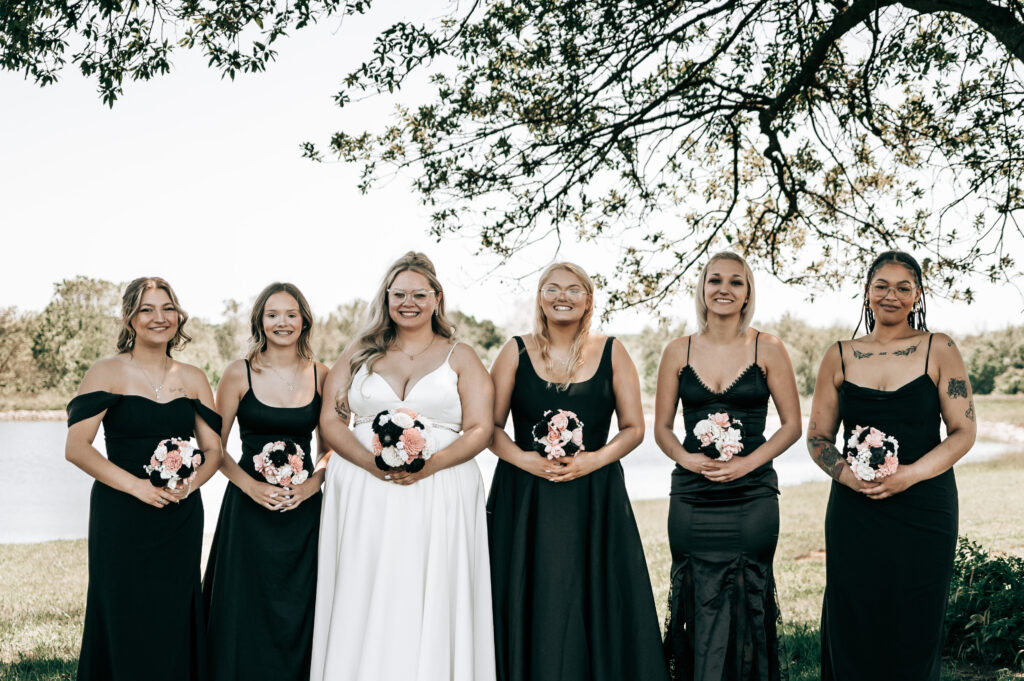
63 276 224 681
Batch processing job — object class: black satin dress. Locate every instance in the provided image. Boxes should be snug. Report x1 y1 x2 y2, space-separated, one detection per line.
487 336 669 681
665 333 784 681
202 360 322 681
67 391 222 681
821 335 957 681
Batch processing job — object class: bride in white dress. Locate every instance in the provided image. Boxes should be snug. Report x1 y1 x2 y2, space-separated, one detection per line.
311 252 496 681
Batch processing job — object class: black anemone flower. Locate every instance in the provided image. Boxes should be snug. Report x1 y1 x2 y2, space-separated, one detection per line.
563 441 580 456
269 447 289 468
868 446 887 467
149 469 168 487
378 422 404 446
165 442 179 452
532 420 549 441
406 458 426 473
374 455 390 471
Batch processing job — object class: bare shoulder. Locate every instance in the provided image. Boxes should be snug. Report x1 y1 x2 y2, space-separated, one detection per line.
218 359 248 390
929 332 963 362
753 330 788 357
78 355 126 393
175 360 213 392
448 340 485 371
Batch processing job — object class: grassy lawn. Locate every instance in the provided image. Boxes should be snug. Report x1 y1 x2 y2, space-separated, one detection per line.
3 453 1023 680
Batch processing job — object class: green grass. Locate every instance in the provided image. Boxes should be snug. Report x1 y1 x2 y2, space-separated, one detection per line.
4 454 1024 680
975 394 1024 429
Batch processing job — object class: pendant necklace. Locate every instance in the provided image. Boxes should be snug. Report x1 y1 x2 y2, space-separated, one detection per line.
138 358 169 400
267 363 300 392
396 335 436 360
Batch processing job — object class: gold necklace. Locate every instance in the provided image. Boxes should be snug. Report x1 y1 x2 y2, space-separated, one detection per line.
136 357 169 399
266 363 300 392
395 335 436 360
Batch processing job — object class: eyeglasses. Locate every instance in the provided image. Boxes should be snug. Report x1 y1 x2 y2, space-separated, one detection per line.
869 283 916 300
388 288 437 304
540 287 587 301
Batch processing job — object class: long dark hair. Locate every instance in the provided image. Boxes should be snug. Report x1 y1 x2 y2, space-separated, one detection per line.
853 250 928 337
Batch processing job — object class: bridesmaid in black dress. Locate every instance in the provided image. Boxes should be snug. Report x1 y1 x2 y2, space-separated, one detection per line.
65 277 224 681
203 282 329 681
807 250 977 681
654 251 801 681
487 262 668 681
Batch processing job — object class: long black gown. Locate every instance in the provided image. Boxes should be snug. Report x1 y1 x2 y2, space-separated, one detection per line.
487 336 669 681
202 360 322 681
821 335 957 681
67 391 223 681
665 333 783 681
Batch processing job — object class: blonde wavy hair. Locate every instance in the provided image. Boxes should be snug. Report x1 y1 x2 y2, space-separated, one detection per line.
246 282 316 371
348 252 456 384
116 277 191 356
694 251 756 334
533 262 595 391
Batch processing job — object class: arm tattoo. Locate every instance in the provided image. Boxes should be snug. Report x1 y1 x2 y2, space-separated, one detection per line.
853 348 873 359
965 399 975 422
808 435 845 481
893 343 919 357
947 339 956 348
947 378 968 399
334 399 351 420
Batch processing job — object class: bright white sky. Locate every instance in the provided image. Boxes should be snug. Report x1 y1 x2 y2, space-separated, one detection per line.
1 7 1020 338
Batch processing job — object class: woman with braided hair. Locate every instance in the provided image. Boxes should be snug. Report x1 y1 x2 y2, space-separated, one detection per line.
807 250 977 681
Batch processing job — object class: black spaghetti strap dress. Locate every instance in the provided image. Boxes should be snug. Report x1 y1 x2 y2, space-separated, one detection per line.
487 336 669 681
202 360 322 681
665 333 784 681
821 335 957 681
66 391 222 681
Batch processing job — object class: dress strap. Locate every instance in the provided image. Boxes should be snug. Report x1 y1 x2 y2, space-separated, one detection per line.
244 359 253 388
67 391 122 426
924 333 934 374
513 335 526 352
445 342 458 363
837 341 846 377
754 331 761 363
685 336 692 366
600 336 615 370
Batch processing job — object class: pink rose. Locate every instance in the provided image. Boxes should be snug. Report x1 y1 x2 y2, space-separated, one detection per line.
550 412 570 431
401 428 426 456
163 451 183 473
371 433 383 455
253 455 265 472
876 455 899 478
718 443 741 460
278 475 292 486
546 445 565 459
150 455 160 468
571 428 583 446
699 433 715 447
192 453 202 467
710 412 732 429
864 428 885 449
288 454 304 473
547 428 562 446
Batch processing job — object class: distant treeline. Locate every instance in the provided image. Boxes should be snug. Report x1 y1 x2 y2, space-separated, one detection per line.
2 276 1022 409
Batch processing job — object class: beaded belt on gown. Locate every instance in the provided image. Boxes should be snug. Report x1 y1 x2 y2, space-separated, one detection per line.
353 414 461 434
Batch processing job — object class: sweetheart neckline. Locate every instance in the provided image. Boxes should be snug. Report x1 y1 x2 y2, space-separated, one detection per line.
362 359 456 402
682 363 765 396
841 374 936 394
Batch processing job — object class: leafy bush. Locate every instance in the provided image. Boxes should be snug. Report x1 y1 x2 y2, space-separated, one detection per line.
944 537 1024 671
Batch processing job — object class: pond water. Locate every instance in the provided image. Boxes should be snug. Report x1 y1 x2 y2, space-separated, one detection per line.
3 420 1019 543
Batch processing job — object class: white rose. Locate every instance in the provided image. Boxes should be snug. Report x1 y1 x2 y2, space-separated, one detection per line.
155 444 167 461
854 460 875 481
377 413 391 426
391 412 415 429
167 477 179 490
266 474 279 485
292 470 309 485
381 446 404 468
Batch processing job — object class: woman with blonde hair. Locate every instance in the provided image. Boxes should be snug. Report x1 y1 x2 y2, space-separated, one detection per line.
203 282 329 681
65 277 223 681
310 252 496 681
654 251 801 680
487 262 667 681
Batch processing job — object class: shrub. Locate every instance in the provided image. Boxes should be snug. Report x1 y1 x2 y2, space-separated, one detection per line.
944 537 1024 671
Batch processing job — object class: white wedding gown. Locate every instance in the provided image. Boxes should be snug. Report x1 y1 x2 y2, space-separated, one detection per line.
310 351 496 681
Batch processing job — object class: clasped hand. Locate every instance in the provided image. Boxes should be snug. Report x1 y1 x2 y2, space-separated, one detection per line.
134 478 189 508
844 465 917 500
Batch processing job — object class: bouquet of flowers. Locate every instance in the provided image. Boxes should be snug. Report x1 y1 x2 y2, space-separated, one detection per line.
531 409 585 460
371 408 437 473
145 437 204 489
693 412 744 461
253 440 309 486
845 425 899 481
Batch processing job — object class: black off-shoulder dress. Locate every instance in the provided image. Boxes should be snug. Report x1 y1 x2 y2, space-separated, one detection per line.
67 391 222 681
